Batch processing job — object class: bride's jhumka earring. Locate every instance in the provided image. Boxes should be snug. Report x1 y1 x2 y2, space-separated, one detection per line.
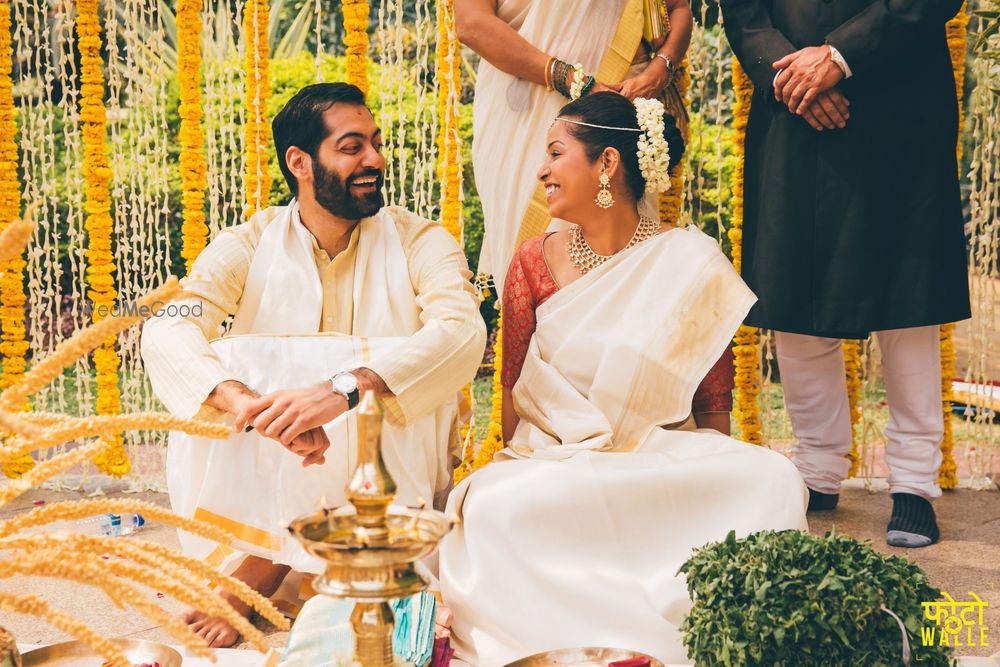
595 168 614 209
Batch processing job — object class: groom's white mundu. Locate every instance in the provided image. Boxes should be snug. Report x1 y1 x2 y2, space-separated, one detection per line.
143 201 484 573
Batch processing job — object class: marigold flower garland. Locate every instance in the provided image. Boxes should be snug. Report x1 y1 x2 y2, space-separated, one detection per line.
937 4 968 489
177 0 208 272
435 0 475 483
436 0 462 242
244 0 271 216
728 61 762 445
842 339 862 476
0 0 32 478
343 0 370 94
658 57 689 225
75 0 129 476
939 322 958 486
473 312 504 470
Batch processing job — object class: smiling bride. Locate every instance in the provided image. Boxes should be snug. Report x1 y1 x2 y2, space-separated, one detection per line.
438 92 809 666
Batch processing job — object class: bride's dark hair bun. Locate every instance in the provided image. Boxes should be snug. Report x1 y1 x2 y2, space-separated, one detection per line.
557 91 685 202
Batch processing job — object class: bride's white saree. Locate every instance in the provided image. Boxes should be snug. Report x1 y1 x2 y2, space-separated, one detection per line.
439 228 808 666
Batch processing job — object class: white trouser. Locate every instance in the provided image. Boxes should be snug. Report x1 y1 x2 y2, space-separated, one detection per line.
775 326 943 500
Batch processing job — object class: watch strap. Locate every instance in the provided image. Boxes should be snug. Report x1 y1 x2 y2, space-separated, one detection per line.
345 387 360 410
331 372 361 410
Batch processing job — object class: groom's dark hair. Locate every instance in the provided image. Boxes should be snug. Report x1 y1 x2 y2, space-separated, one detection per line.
272 82 369 196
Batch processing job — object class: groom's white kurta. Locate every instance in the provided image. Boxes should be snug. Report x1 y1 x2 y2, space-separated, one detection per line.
141 202 485 572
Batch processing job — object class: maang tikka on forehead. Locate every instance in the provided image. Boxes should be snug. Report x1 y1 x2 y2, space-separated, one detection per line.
553 117 642 132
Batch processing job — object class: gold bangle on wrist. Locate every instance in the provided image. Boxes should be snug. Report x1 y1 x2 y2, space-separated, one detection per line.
544 56 556 92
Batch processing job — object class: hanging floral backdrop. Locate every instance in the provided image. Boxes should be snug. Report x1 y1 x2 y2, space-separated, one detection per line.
0 0 997 491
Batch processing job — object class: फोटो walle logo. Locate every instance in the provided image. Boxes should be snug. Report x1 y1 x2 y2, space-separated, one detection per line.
921 591 989 647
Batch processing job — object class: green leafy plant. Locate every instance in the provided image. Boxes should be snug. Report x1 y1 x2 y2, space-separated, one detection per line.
679 529 957 666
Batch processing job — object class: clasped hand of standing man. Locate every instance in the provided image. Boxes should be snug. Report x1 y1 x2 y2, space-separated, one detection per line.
772 45 850 132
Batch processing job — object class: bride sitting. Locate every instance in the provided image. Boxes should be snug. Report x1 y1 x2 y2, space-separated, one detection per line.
438 92 808 666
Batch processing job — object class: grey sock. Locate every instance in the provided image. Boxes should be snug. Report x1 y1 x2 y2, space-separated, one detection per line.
886 530 933 548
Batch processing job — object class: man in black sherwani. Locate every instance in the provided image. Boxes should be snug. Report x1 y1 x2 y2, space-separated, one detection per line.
721 0 970 547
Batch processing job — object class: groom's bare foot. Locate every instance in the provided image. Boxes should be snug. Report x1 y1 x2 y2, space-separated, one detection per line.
181 555 291 648
183 603 245 648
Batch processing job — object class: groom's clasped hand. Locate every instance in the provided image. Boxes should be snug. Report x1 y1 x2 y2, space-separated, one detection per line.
235 383 346 467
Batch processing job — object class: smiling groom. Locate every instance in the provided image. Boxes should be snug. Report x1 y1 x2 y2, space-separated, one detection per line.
140 82 486 647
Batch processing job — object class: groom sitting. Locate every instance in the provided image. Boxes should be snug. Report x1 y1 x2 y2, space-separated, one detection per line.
141 82 486 647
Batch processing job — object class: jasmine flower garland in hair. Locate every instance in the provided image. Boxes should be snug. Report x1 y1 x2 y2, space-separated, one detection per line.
569 63 586 100
634 97 671 193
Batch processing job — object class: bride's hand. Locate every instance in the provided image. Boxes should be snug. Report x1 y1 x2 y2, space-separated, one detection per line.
434 605 453 639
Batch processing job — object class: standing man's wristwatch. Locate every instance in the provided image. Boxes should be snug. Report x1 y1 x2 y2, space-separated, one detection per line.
330 371 361 410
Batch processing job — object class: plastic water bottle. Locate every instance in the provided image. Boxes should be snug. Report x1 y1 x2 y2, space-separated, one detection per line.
46 513 145 537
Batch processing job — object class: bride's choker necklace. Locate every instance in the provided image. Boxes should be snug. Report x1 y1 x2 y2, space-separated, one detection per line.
568 215 660 274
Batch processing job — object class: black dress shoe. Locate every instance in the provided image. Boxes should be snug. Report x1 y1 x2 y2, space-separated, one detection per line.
807 488 839 511
887 493 939 548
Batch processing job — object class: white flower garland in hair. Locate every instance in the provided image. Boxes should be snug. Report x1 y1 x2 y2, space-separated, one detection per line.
634 97 671 193
569 63 586 100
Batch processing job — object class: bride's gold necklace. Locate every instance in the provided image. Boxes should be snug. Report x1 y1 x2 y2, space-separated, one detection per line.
568 215 660 274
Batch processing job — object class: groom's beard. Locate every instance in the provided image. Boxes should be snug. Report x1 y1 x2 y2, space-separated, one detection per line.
313 160 384 220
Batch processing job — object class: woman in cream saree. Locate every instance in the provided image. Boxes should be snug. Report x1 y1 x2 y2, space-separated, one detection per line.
438 93 808 665
456 0 693 296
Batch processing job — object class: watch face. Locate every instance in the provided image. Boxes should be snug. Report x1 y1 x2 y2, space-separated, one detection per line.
333 373 358 394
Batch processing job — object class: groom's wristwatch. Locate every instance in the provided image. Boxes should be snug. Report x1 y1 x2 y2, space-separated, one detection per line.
330 371 361 410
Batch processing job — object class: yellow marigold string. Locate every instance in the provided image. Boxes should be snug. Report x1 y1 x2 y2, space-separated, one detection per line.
939 322 958 487
937 4 968 490
436 0 462 242
657 56 689 225
728 60 762 445
474 312 503 469
435 0 474 484
453 383 474 484
244 0 271 217
842 339 862 476
75 0 128 476
0 0 33 479
177 0 208 272
342 0 370 94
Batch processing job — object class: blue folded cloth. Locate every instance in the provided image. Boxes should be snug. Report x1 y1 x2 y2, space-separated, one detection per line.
279 593 436 667
391 592 437 665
